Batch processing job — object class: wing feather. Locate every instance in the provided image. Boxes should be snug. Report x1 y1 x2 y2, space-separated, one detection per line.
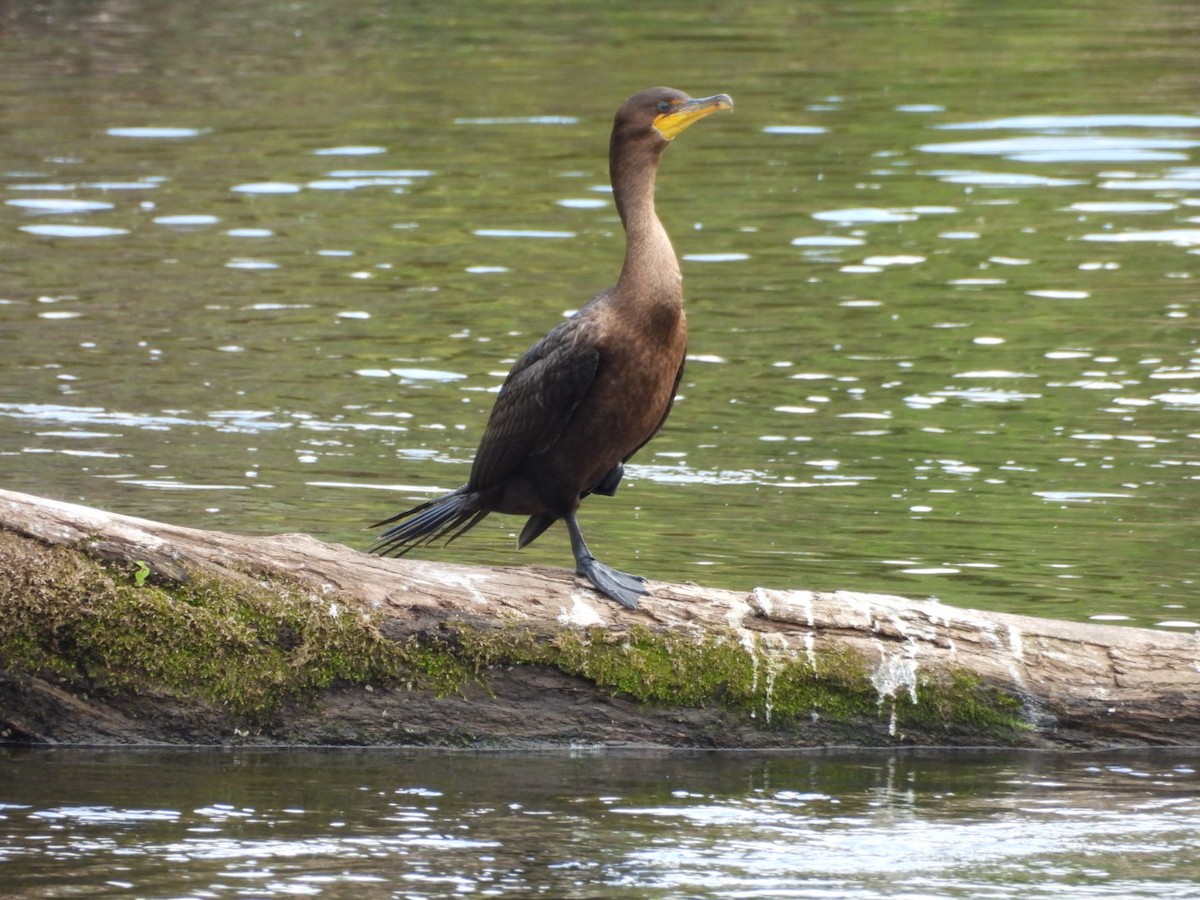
468 317 601 489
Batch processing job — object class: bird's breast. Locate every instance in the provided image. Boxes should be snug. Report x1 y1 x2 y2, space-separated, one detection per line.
563 321 684 466
508 297 686 511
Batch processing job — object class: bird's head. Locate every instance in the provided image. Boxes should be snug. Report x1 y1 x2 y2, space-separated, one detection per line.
612 87 734 148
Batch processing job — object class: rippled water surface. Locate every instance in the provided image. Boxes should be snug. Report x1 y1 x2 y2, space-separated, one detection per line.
2 1 1199 628
4 5 1200 889
3 747 1200 899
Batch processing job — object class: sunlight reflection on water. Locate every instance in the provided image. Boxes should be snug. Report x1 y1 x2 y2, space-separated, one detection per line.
3 0 1199 627
4 749 1200 899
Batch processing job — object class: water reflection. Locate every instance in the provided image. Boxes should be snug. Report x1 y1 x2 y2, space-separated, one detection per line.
7 198 115 213
2 748 1199 899
19 224 130 237
919 136 1197 164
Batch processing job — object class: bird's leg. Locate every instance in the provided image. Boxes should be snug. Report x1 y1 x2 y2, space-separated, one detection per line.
564 511 648 609
592 463 625 497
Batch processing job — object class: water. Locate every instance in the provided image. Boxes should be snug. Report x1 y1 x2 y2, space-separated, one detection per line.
2 0 1199 628
2 747 1198 899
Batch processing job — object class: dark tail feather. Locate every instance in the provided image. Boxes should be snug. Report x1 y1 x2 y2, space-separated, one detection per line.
370 488 489 557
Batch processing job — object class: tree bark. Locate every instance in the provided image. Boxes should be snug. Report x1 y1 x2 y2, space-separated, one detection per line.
1 488 1197 749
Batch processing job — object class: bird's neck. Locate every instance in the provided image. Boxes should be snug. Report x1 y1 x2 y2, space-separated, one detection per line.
611 145 683 311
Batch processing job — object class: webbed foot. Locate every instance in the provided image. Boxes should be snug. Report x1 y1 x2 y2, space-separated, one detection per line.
576 556 648 609
564 510 649 609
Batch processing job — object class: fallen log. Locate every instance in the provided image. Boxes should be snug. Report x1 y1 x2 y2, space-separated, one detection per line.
1 488 1196 749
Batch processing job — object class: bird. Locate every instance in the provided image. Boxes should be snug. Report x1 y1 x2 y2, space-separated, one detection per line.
371 87 733 609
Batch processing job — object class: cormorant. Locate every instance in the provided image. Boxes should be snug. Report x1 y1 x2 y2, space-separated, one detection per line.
371 87 733 608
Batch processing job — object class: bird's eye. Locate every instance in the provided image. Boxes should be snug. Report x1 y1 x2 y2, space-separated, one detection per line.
656 100 672 112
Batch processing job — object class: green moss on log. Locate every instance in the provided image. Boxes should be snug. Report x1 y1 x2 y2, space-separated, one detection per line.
0 531 1028 741
457 624 1027 738
0 532 469 719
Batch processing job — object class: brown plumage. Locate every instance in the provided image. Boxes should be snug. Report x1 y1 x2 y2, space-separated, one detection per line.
372 87 733 608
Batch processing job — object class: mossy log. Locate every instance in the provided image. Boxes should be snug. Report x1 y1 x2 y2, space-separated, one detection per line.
1 488 1197 749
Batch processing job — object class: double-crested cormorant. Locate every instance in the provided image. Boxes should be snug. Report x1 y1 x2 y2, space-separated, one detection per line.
371 87 733 608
